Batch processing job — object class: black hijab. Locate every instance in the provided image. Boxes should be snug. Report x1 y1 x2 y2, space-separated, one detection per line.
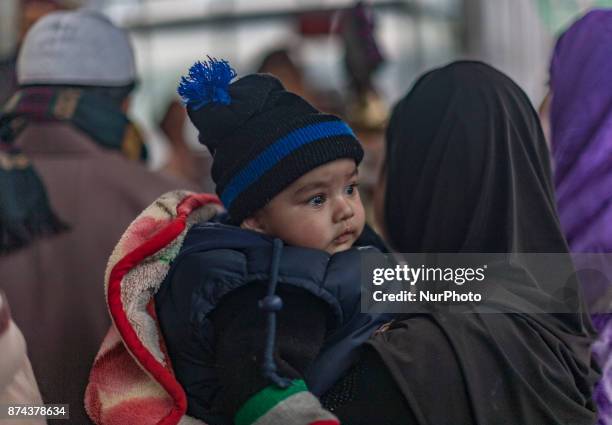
384 61 562 254
368 61 599 425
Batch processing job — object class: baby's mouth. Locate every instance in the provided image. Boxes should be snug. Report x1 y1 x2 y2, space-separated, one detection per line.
333 228 355 245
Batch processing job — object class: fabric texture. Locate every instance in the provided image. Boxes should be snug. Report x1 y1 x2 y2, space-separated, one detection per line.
371 61 598 424
209 283 330 424
155 221 390 423
236 381 338 425
84 191 223 425
549 9 612 424
0 291 46 425
0 54 17 106
1 87 147 160
17 10 136 87
182 68 363 224
0 122 197 424
321 346 413 425
0 86 147 253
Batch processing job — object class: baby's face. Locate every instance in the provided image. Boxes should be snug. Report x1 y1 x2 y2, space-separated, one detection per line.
242 159 365 254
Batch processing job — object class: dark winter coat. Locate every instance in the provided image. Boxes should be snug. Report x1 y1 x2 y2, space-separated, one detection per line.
155 221 389 424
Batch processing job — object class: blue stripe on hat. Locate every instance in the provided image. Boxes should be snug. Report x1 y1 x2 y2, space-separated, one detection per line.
221 120 355 209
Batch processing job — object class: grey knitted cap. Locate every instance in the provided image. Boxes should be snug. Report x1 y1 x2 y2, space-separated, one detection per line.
17 10 136 87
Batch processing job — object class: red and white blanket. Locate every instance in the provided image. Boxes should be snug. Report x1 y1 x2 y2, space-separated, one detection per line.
85 191 222 425
85 190 339 425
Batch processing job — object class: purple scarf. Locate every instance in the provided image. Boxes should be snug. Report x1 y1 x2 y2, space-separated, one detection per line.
551 9 612 253
550 9 612 423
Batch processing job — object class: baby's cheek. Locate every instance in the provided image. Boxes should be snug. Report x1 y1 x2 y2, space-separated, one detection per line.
354 201 366 230
282 221 329 250
302 231 330 249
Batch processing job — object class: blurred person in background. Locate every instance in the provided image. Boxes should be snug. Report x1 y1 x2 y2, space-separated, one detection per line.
339 1 387 134
339 1 388 230
0 0 20 106
0 291 46 425
542 9 612 424
0 0 78 106
159 98 215 192
257 49 309 102
0 10 195 423
256 47 344 116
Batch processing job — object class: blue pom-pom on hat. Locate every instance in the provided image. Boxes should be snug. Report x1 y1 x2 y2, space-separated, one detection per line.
179 57 363 227
178 56 237 110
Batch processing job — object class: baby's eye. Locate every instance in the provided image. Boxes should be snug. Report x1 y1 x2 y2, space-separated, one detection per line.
308 194 326 207
344 183 358 196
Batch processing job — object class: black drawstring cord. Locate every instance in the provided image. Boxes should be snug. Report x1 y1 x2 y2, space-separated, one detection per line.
258 238 291 388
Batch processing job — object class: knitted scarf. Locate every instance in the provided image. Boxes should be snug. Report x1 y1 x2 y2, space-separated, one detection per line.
0 86 147 254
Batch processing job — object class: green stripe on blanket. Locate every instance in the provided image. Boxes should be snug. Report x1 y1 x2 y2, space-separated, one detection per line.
235 380 307 425
235 380 338 425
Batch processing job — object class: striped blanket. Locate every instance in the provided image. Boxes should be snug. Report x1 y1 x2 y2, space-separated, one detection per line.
84 190 340 425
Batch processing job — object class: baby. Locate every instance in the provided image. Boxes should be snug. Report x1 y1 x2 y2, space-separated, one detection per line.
155 58 385 425
241 156 364 255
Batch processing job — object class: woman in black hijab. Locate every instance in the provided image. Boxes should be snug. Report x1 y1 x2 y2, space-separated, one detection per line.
325 61 599 424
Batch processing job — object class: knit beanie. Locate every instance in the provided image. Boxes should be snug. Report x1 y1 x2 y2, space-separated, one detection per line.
178 58 364 224
17 10 136 87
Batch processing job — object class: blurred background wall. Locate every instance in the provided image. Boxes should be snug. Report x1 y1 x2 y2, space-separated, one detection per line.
2 0 612 169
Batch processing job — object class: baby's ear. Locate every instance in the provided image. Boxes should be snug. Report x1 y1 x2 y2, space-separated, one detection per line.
240 214 266 233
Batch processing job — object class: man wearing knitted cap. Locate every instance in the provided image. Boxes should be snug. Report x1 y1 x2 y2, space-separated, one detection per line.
0 10 195 423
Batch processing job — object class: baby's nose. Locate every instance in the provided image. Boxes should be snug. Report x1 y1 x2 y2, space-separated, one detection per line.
334 197 354 222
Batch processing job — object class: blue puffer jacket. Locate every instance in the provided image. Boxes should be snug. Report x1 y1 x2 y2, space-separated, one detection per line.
155 221 389 424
